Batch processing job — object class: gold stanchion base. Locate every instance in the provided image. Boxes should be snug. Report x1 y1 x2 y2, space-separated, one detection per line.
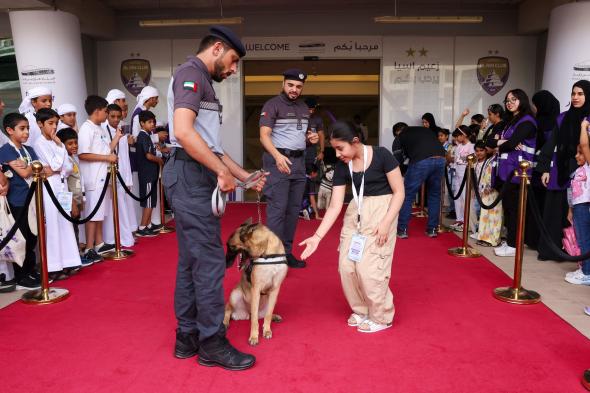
492 286 541 304
21 287 69 305
104 249 135 260
582 370 590 391
437 225 452 233
448 246 482 258
159 225 175 234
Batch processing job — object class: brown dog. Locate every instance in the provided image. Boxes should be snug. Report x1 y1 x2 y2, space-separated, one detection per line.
224 218 289 346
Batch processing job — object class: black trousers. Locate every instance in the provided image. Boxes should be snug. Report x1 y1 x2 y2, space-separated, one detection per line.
9 204 37 280
501 182 520 248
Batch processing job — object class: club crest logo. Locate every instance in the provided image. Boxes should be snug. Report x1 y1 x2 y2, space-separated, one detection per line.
121 59 151 97
477 56 509 96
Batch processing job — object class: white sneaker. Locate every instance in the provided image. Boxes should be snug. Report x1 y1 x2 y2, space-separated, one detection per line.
494 241 507 253
566 268 583 279
565 270 590 285
495 245 516 257
470 232 479 240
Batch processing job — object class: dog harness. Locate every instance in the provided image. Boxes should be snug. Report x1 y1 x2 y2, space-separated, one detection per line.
212 170 266 217
238 253 288 285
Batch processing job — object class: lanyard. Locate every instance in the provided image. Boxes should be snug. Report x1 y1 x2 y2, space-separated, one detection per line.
106 125 119 155
348 145 368 231
8 141 32 164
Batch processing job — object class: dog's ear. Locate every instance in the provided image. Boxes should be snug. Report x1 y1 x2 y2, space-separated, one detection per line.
239 223 258 243
240 217 253 227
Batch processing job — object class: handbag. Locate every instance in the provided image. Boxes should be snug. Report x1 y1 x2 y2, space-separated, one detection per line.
0 195 26 266
563 225 581 257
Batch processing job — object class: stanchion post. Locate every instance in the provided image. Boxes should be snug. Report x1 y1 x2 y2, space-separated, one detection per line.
493 161 541 304
412 183 427 217
104 163 134 260
437 169 451 233
448 154 481 258
21 161 69 304
158 165 174 234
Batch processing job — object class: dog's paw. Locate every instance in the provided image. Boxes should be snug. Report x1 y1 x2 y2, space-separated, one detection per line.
248 336 259 346
263 330 273 340
272 314 282 322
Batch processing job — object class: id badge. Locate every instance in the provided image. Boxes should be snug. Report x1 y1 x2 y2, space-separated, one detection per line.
348 233 367 262
57 191 73 213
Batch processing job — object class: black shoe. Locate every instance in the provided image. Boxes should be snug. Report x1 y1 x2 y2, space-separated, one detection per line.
136 227 158 237
197 335 255 371
95 243 115 255
287 253 306 268
30 271 54 284
149 223 163 232
0 274 16 293
175 329 199 359
397 228 408 239
425 228 438 238
84 249 104 264
16 275 42 290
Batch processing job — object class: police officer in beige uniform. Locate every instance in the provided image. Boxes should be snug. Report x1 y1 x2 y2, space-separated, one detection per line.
164 26 265 371
259 69 319 268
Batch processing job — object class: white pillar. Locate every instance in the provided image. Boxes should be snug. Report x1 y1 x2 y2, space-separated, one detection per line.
542 2 590 111
9 10 87 119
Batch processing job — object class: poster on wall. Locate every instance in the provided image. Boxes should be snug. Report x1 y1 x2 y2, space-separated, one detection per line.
380 36 454 149
120 59 152 97
454 37 536 120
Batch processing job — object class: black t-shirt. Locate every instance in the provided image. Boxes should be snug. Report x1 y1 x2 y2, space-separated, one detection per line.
136 130 159 182
391 126 446 164
332 146 399 196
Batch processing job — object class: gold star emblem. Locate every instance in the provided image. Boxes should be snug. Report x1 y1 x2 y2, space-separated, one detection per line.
419 47 428 57
406 47 415 57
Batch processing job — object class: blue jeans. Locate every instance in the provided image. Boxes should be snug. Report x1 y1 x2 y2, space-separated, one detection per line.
398 157 446 231
572 203 590 275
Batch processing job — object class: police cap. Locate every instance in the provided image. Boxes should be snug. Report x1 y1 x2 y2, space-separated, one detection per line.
283 68 307 83
209 25 246 57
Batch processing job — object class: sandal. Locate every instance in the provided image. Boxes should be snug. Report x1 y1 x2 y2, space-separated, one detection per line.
476 240 493 247
347 313 367 327
357 319 392 333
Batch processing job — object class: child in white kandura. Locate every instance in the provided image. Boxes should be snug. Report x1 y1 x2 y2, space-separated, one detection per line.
18 86 53 147
32 108 82 280
299 121 405 333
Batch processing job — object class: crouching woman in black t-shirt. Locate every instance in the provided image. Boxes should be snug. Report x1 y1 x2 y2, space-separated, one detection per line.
299 121 405 333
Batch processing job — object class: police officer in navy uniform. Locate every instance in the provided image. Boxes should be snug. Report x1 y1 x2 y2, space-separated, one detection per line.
259 69 319 268
164 26 265 371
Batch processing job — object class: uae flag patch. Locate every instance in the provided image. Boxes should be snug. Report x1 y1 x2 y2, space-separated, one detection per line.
183 81 198 92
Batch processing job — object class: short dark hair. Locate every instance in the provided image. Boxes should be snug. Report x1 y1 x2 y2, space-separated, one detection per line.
2 112 28 134
35 108 60 124
392 122 408 135
138 110 156 124
197 35 230 54
107 103 122 113
487 104 504 117
438 128 450 136
471 114 484 124
84 95 108 116
474 140 486 150
56 127 78 143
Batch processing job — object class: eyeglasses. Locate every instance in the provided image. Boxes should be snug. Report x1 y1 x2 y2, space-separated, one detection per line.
504 97 519 104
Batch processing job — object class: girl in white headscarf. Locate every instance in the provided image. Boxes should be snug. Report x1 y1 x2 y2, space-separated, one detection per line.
18 86 53 147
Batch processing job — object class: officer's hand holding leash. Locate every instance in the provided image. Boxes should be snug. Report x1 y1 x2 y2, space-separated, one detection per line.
213 170 270 217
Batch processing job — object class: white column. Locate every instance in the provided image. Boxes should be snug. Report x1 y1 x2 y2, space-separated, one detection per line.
9 10 87 120
542 2 590 111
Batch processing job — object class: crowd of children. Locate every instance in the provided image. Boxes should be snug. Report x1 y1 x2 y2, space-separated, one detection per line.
0 85 169 292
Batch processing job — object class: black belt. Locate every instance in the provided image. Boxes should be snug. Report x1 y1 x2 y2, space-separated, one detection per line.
174 148 222 161
276 148 304 158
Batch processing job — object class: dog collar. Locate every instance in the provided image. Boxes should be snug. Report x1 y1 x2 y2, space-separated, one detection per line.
251 255 288 265
212 170 266 217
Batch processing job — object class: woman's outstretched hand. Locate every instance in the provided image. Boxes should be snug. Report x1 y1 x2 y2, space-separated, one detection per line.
299 235 320 260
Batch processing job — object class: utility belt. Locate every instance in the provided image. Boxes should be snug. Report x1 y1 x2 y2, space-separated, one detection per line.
276 148 304 158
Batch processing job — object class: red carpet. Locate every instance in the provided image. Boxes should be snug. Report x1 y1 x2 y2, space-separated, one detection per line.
1 203 589 392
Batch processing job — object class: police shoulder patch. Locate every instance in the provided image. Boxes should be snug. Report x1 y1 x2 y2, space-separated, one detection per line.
183 81 198 92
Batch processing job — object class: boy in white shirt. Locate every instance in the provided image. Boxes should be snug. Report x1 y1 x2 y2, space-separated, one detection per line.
78 95 121 263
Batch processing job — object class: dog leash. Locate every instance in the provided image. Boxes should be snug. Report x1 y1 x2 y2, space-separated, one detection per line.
212 170 266 217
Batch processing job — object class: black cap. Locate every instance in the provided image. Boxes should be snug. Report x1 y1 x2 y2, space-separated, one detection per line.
304 97 318 108
283 68 307 82
209 25 246 57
